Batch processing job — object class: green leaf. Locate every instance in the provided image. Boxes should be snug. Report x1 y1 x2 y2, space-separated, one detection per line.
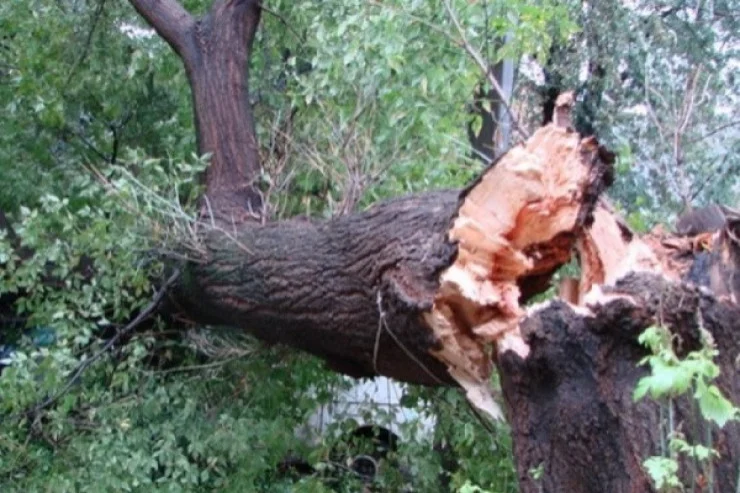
470 115 483 136
635 358 693 399
695 379 739 428
642 456 681 490
633 378 651 402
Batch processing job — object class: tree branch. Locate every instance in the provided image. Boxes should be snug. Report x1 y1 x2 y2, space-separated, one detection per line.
127 0 195 62
23 270 180 420
65 0 106 87
688 120 740 145
261 5 305 43
442 0 529 141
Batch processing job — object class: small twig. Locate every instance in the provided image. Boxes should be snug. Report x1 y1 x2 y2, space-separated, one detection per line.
260 6 305 43
373 292 384 375
465 398 496 435
66 126 111 163
144 356 246 375
687 120 740 145
691 153 732 201
374 292 443 385
202 194 217 229
65 0 106 87
23 270 180 419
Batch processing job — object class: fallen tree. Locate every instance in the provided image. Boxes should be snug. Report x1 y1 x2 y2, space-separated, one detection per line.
178 102 615 409
117 1 740 491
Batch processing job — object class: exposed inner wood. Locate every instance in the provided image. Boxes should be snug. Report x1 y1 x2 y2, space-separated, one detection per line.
576 202 740 306
577 203 668 303
423 100 614 418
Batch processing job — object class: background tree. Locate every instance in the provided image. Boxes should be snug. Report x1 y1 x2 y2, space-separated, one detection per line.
522 0 740 226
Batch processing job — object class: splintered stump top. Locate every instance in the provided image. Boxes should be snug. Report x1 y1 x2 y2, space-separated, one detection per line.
423 106 614 418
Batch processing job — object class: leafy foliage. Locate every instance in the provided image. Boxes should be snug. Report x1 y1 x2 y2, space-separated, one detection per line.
634 325 739 428
525 0 740 225
633 325 739 492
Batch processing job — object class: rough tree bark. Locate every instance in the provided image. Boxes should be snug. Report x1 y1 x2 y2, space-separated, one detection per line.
126 1 739 491
130 0 263 218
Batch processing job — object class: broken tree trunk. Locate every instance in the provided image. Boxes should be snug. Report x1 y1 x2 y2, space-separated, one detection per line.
179 113 614 399
500 272 740 493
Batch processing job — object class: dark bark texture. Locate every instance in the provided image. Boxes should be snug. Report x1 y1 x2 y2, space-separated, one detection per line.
499 273 739 493
180 191 462 385
130 0 263 220
188 0 263 218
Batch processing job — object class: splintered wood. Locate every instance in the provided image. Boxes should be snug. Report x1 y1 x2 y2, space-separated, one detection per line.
577 203 667 303
424 99 610 419
422 97 738 420
577 204 740 305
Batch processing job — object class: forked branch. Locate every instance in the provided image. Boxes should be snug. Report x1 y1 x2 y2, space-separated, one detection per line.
128 0 196 62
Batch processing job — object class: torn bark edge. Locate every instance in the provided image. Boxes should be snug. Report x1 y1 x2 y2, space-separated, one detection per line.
421 97 615 419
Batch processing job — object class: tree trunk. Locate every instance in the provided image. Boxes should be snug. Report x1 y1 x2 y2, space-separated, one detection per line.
187 0 262 219
495 205 740 493
129 0 263 220
500 273 739 492
500 272 739 493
